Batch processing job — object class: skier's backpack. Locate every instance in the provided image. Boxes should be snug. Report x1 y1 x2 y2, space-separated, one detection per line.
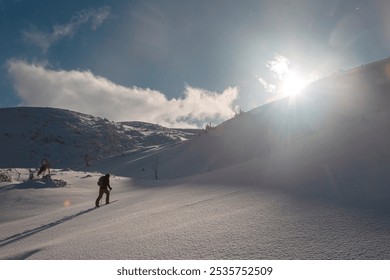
97 176 104 187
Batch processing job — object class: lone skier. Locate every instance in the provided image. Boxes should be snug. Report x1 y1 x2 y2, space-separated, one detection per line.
95 174 112 207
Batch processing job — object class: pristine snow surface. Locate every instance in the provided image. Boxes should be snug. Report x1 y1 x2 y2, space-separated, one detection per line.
1 59 390 259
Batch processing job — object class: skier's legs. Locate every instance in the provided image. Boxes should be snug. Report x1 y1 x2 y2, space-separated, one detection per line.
104 189 110 204
95 188 104 206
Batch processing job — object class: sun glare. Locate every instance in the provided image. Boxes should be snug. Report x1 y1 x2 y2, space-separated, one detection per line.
263 55 316 97
281 71 310 96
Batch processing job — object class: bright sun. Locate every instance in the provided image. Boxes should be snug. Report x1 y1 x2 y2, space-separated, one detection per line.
280 71 310 96
263 55 316 97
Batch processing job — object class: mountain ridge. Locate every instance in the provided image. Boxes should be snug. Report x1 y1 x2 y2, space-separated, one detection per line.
0 106 200 169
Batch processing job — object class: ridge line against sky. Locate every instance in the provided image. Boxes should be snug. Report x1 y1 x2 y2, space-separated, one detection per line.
1 0 390 127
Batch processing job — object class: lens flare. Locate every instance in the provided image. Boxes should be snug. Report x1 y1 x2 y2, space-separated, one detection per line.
63 200 71 207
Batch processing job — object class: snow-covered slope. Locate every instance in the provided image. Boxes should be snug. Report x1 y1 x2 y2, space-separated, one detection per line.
96 58 390 207
1 58 390 260
0 107 199 169
1 169 389 260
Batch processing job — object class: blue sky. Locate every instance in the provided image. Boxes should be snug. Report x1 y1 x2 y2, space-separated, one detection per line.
1 0 390 127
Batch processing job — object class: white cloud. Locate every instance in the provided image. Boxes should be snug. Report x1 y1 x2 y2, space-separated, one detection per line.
256 76 276 93
7 60 238 128
256 55 291 94
266 55 290 79
22 6 111 52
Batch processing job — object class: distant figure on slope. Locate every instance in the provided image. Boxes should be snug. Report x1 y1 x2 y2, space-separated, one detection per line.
95 174 112 207
37 159 50 177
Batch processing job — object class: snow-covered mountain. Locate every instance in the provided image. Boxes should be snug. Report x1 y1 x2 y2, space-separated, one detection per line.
97 58 390 207
1 58 390 260
0 107 199 169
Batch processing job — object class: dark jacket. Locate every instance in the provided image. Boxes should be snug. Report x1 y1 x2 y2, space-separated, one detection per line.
100 176 112 190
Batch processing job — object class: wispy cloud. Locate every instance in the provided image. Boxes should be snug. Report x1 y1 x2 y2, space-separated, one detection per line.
266 55 291 79
256 55 289 95
22 6 111 52
256 76 276 93
7 60 238 128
